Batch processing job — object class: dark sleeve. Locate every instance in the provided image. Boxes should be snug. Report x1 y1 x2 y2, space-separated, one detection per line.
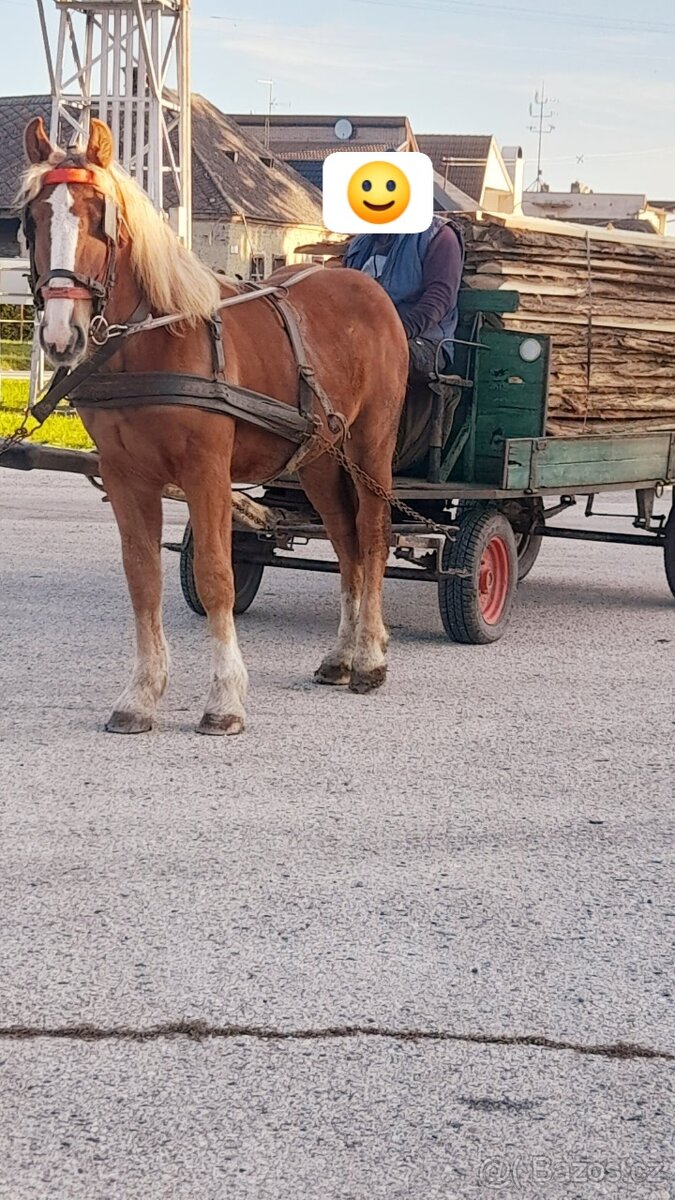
397 226 464 340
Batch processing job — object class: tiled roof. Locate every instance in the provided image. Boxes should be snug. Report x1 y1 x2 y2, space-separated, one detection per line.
230 114 412 153
0 93 324 227
186 95 324 224
286 160 323 189
230 114 410 131
0 94 51 214
416 135 493 202
277 143 399 191
271 143 397 161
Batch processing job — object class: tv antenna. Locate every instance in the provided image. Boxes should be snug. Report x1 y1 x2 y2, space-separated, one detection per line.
527 84 556 192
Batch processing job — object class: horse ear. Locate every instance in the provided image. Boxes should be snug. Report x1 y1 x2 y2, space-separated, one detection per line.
86 119 115 169
25 117 54 164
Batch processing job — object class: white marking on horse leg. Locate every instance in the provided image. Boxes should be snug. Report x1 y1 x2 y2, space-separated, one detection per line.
112 617 170 719
317 589 360 680
351 582 389 687
336 589 360 662
202 613 248 730
42 185 78 353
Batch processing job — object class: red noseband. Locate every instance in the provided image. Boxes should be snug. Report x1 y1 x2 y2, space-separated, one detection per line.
42 285 94 301
43 167 99 188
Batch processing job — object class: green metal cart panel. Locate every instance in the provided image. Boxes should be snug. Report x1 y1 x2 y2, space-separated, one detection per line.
503 431 675 491
458 328 550 485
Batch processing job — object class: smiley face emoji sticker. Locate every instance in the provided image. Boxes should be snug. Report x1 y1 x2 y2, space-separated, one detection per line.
347 160 411 225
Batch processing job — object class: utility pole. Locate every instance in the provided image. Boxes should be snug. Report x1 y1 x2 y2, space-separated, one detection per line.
528 83 555 192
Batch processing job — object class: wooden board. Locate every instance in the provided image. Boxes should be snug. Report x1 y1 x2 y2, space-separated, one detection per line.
459 213 675 433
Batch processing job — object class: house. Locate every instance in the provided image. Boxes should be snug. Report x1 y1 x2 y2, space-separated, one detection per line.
230 113 483 212
416 135 523 214
523 183 673 235
232 116 520 214
229 114 417 188
0 94 327 278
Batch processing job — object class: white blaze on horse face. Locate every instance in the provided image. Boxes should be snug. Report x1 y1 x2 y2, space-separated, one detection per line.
43 185 79 354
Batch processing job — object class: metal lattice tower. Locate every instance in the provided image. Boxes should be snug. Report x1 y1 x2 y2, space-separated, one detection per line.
37 0 192 246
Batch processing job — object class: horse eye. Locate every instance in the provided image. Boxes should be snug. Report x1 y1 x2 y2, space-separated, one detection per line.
362 180 372 192
386 180 396 192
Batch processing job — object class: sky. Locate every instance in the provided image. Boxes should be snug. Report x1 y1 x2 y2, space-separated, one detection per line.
2 0 674 199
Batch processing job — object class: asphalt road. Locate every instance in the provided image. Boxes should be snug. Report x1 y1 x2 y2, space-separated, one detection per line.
1 471 673 1199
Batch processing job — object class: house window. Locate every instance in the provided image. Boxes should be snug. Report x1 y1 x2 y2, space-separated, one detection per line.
272 255 286 272
250 254 265 281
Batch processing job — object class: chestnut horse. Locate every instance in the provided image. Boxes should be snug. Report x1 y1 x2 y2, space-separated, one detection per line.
19 117 409 735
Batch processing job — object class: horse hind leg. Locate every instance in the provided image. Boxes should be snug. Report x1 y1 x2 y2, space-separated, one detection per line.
103 470 169 734
183 473 248 735
350 483 391 694
298 458 363 686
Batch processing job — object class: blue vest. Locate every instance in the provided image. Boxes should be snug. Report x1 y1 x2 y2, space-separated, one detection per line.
343 217 465 358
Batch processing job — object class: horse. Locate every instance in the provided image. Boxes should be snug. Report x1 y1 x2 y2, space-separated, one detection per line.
18 117 409 736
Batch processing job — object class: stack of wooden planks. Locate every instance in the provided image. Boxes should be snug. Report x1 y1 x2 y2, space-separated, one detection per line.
460 212 675 435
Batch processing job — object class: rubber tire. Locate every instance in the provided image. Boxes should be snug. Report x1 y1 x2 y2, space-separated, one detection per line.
515 529 543 582
456 500 542 583
664 505 675 600
439 508 518 644
179 522 265 617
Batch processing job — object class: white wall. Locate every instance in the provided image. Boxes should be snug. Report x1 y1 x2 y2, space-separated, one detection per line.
192 219 327 278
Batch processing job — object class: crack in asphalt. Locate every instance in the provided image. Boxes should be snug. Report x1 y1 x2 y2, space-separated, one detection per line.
0 1021 671 1061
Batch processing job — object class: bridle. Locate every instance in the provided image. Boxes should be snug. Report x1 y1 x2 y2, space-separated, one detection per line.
22 162 120 341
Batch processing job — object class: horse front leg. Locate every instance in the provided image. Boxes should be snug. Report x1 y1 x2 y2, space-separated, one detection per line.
184 478 248 735
103 468 169 733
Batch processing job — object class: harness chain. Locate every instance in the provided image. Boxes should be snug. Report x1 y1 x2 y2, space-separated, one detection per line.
313 434 455 538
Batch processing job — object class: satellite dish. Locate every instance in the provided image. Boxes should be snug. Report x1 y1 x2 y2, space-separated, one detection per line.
334 118 353 141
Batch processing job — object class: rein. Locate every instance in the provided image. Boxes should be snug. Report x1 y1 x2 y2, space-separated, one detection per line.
107 266 327 343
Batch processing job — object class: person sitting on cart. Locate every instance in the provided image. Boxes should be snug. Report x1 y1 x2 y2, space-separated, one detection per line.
343 216 465 378
344 217 465 472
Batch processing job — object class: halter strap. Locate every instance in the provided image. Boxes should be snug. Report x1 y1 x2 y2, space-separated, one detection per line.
43 167 100 188
24 163 119 315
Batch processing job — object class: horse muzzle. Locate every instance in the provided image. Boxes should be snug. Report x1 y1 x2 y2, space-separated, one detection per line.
40 316 88 366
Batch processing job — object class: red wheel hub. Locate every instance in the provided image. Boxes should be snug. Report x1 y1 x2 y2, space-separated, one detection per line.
478 536 510 624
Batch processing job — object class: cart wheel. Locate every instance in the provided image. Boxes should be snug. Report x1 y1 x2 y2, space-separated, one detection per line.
515 529 543 582
664 506 675 600
180 523 205 616
438 508 518 644
179 523 265 616
514 497 544 582
457 499 542 583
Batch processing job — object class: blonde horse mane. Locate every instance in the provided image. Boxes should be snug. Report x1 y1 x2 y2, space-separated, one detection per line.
17 153 221 325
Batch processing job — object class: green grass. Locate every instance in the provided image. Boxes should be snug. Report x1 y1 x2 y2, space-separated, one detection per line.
0 340 32 371
0 377 30 411
0 376 94 450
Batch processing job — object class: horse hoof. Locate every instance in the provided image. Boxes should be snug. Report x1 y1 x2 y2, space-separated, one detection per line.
349 666 387 694
314 662 351 686
197 713 245 736
105 710 153 734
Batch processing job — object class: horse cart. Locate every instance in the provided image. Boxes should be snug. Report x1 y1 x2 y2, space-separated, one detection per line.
3 288 675 643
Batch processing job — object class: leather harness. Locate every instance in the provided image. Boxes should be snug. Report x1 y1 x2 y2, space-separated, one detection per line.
23 161 347 479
